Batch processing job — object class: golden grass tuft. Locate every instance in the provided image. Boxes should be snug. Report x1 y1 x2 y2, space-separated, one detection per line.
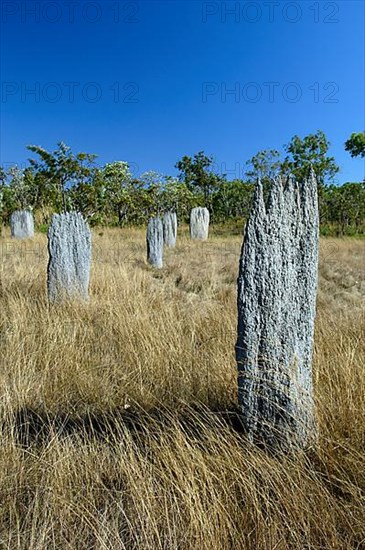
0 227 364 548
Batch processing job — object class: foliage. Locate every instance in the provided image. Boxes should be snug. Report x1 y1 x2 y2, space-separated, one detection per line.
0 166 36 222
1 135 364 235
175 151 225 211
72 161 133 225
212 179 254 222
282 130 339 185
245 149 282 182
27 142 97 213
158 177 198 221
321 182 365 234
344 131 365 158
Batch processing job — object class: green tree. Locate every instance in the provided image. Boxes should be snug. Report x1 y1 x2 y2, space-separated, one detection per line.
0 166 39 224
175 151 225 211
27 142 97 212
0 167 6 233
282 130 339 186
7 166 34 209
72 161 137 225
102 161 134 224
159 177 197 221
212 179 254 222
344 132 365 158
71 168 106 225
245 149 282 181
0 167 6 186
324 182 365 235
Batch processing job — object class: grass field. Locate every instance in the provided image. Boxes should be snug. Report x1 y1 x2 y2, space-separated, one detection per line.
0 227 364 549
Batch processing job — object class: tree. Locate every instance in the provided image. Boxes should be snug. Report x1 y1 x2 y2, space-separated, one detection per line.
0 167 5 233
282 130 339 186
0 166 38 224
175 151 225 211
324 182 365 234
7 166 35 210
345 132 365 158
71 168 106 225
72 161 139 225
0 167 6 186
245 149 282 181
159 177 197 221
212 179 254 222
27 142 97 212
102 161 134 224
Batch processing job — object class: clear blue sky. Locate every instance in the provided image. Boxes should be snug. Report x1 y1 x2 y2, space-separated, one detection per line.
1 0 364 183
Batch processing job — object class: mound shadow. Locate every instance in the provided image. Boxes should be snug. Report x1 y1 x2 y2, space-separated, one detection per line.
8 404 246 450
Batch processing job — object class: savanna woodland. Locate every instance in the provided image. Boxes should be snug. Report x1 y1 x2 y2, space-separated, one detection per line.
1 130 364 235
0 129 364 548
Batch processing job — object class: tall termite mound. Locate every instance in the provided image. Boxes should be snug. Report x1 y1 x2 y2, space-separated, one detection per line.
190 207 209 240
147 217 164 268
236 172 319 448
163 211 177 248
47 212 91 302
10 210 34 239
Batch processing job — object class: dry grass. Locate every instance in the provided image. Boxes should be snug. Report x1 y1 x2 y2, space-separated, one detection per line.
0 226 364 549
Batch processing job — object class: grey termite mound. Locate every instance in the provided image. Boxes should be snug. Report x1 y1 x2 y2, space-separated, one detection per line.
236 172 319 449
190 207 209 240
10 210 34 239
162 211 177 248
47 212 92 302
147 217 164 268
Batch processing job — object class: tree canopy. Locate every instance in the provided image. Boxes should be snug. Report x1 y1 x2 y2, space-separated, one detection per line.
345 132 365 159
0 131 363 236
282 130 339 185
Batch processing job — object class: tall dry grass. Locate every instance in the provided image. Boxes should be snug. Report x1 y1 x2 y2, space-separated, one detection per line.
0 226 364 549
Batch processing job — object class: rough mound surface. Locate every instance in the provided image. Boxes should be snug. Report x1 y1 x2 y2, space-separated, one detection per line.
236 173 319 448
147 217 164 268
163 212 177 248
47 212 91 302
190 207 209 240
10 210 34 239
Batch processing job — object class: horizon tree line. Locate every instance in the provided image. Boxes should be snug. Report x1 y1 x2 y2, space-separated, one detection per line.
0 130 364 236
